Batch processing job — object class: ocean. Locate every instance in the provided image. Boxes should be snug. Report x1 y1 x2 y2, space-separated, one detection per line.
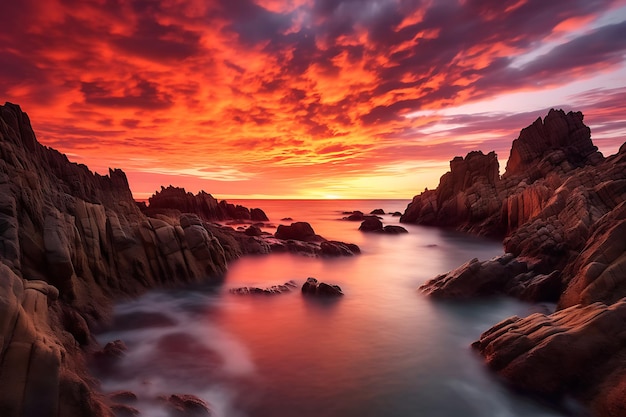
96 199 571 417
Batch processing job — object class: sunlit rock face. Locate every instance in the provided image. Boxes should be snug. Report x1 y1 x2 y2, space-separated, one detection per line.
407 109 626 416
0 102 233 417
472 298 626 417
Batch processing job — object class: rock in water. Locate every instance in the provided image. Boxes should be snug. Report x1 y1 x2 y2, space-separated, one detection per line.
359 216 383 232
472 299 626 417
301 277 344 296
275 222 322 242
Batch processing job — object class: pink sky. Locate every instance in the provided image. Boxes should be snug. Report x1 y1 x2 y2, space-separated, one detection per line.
2 0 625 199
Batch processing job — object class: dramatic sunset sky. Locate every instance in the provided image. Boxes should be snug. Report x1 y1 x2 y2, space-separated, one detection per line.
2 0 626 199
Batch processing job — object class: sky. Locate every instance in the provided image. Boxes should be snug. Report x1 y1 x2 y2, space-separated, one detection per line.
1 0 626 200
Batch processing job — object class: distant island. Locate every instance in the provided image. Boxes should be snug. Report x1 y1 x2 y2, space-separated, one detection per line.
1 102 625 417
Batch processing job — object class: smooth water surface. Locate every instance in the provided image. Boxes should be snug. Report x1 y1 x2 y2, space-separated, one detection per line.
97 200 567 417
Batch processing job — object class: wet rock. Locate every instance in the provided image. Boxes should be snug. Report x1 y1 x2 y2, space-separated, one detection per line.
319 241 360 257
473 299 626 417
370 208 385 215
250 208 269 221
382 225 408 234
275 222 322 242
230 280 298 295
343 211 364 221
301 277 344 296
165 394 212 417
111 403 140 417
359 217 383 232
244 225 263 236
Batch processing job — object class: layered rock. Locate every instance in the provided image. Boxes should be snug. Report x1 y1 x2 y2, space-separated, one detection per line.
401 110 605 238
0 103 236 417
408 109 626 416
472 299 626 417
144 185 268 222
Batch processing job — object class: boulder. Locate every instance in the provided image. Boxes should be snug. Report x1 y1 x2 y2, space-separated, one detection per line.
343 211 365 221
382 225 408 234
274 222 322 242
370 208 385 215
359 217 383 232
301 277 343 296
473 299 626 417
165 394 212 417
250 208 269 221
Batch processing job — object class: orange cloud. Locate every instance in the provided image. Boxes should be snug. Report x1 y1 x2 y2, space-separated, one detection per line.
1 0 625 199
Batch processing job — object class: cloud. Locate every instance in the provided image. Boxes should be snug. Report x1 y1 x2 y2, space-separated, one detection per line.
1 0 625 198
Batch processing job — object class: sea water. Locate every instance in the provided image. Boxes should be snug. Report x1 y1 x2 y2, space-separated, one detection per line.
96 200 571 417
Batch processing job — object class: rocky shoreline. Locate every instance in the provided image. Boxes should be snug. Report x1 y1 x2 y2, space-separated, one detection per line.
0 102 358 417
402 109 626 416
2 102 625 417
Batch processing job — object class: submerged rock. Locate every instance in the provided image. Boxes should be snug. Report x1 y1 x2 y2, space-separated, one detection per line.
301 277 344 296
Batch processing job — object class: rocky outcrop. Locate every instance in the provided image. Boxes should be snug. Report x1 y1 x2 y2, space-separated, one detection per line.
0 103 237 417
143 186 268 222
401 110 605 238
301 277 344 296
229 280 297 295
408 109 626 416
358 217 408 234
504 109 602 178
472 299 626 417
274 222 322 242
420 254 561 302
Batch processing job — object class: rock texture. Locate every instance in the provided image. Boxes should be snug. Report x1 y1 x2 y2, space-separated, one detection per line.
229 280 297 295
472 299 626 417
143 186 268 222
0 102 244 417
408 109 626 416
301 277 344 296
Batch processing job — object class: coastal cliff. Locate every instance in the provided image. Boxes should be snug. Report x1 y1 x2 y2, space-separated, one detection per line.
0 103 245 417
404 109 626 416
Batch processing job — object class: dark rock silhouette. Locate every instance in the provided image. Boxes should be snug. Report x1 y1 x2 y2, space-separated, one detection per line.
301 277 344 296
408 109 626 416
274 221 323 242
230 280 297 295
144 185 268 222
359 217 408 234
359 216 383 231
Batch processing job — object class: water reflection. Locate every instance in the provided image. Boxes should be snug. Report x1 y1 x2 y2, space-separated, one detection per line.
97 200 570 417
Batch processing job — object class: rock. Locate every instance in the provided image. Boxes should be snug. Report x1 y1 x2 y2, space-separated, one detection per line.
472 299 626 417
281 217 293 221
359 216 383 232
165 394 212 417
274 222 322 242
382 225 408 234
230 280 297 295
391 211 402 216
504 109 601 178
244 225 263 236
319 241 360 257
370 208 385 215
111 403 140 417
343 211 364 221
250 208 269 221
108 391 138 404
301 277 343 296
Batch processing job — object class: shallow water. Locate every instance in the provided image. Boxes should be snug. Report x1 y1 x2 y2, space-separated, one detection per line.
97 200 570 417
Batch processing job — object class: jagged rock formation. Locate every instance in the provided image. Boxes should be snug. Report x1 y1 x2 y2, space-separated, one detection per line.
401 109 604 238
408 109 626 416
472 299 626 417
0 102 362 417
229 280 297 295
144 185 268 222
0 102 242 417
